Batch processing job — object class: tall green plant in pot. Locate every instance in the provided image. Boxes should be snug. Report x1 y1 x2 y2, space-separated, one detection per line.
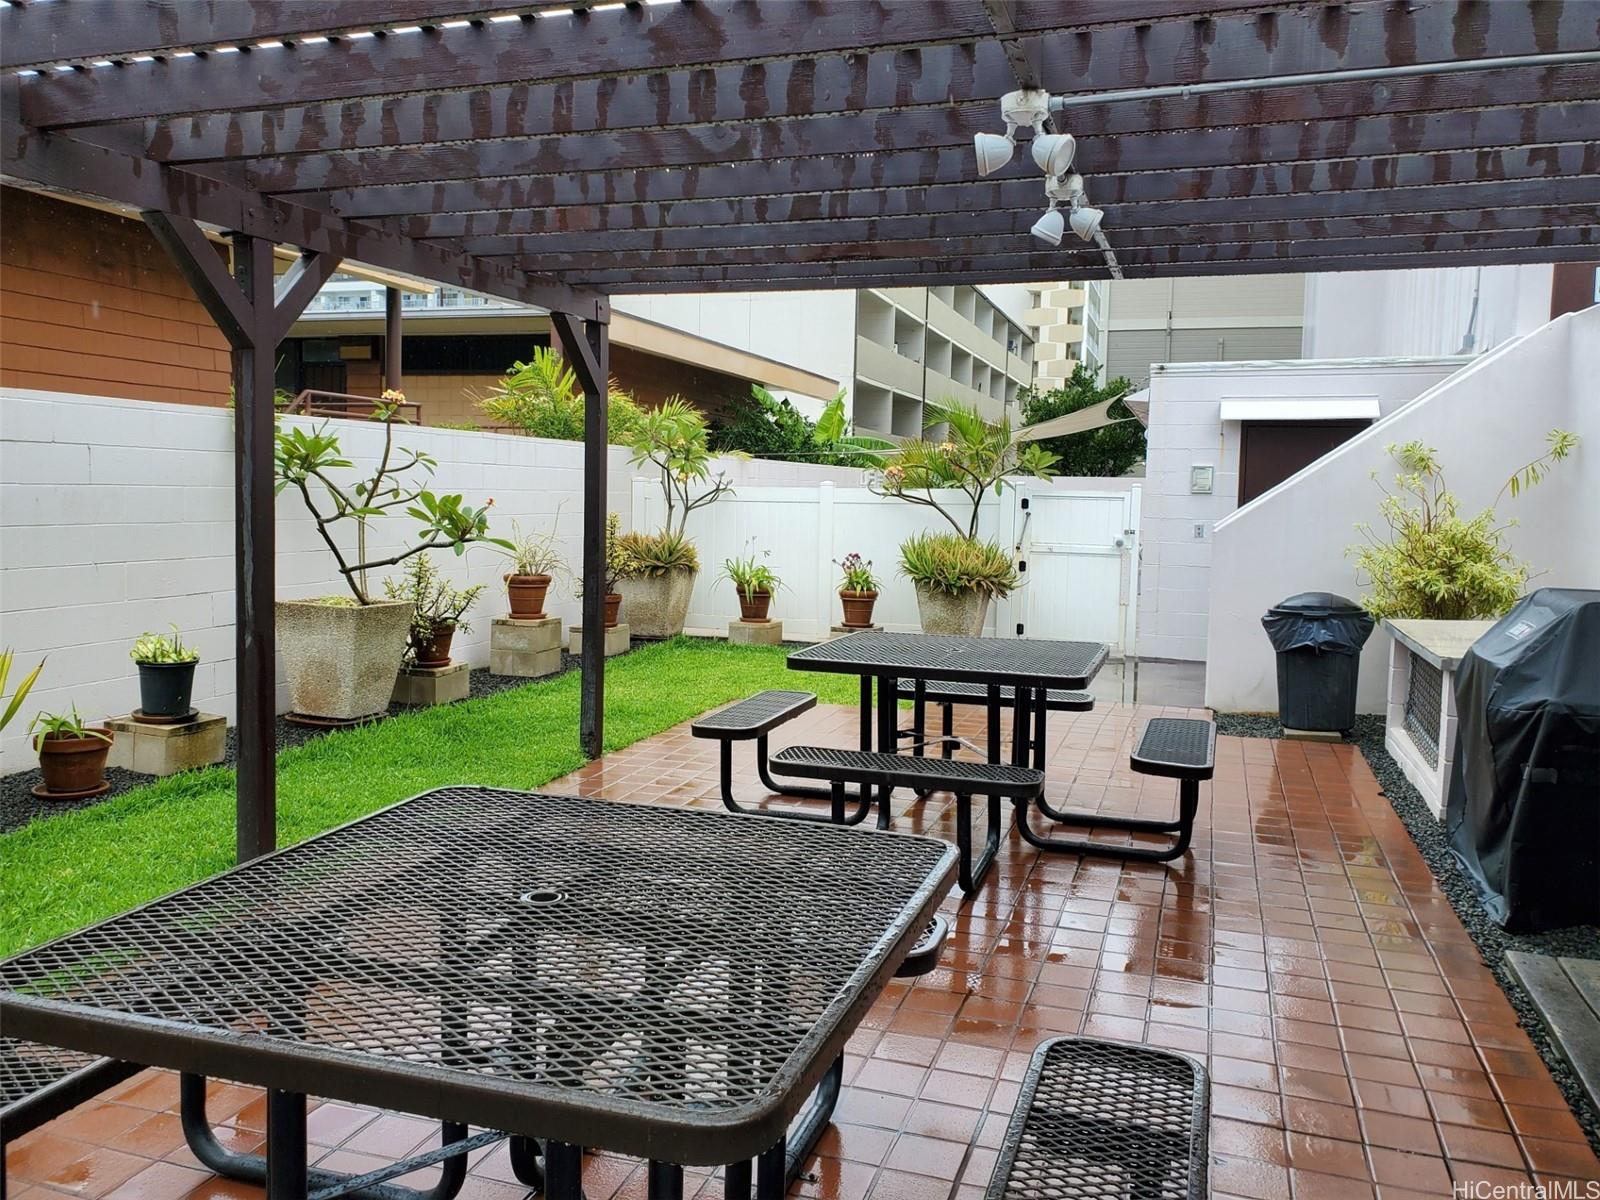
130 626 200 719
619 398 733 637
873 400 1055 633
273 393 509 720
1349 432 1578 620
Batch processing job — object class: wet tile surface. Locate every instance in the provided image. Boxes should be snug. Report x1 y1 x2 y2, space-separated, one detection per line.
6 701 1597 1197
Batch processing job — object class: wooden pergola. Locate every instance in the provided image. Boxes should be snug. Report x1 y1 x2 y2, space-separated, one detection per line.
3 0 1595 860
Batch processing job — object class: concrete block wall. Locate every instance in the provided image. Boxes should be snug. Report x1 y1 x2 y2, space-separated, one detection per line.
0 387 866 772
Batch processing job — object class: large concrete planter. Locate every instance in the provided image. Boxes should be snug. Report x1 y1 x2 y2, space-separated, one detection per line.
277 599 412 720
914 585 991 636
618 568 697 639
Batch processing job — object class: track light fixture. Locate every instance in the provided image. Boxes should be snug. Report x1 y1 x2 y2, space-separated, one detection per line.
972 88 1051 176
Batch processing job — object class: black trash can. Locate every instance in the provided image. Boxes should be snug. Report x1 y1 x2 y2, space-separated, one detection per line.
1261 592 1375 732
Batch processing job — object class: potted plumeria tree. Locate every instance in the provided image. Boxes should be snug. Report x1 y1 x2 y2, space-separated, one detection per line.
718 549 782 623
834 553 880 628
273 391 508 720
383 555 487 668
872 400 1056 634
129 626 200 719
619 398 734 638
31 705 113 798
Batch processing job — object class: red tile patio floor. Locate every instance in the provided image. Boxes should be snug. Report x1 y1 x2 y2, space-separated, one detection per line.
6 700 1598 1198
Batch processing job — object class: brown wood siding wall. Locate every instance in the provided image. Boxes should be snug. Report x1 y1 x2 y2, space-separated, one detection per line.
0 187 231 406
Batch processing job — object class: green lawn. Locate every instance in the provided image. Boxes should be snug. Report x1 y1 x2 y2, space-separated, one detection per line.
0 638 865 958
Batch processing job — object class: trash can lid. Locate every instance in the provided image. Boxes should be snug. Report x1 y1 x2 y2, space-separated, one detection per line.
1266 591 1367 618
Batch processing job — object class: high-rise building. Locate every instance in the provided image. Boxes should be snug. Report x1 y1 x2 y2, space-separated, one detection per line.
1024 281 1108 389
1099 275 1305 386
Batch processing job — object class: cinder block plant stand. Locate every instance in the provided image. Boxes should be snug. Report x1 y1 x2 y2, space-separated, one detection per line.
570 624 630 657
392 662 470 707
106 712 226 776
491 616 563 678
729 619 783 646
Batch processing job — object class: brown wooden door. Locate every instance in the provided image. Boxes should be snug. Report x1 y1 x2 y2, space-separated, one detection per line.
1238 421 1369 505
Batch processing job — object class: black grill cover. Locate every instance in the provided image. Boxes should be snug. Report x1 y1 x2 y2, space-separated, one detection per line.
1445 588 1600 932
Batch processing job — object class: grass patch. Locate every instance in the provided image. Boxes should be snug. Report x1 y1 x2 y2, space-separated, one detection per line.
0 639 863 958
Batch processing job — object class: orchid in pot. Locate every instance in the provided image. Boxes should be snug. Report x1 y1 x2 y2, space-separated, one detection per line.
834 553 881 629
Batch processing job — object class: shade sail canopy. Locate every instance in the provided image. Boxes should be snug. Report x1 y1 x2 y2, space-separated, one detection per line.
1014 395 1139 442
2 0 1598 302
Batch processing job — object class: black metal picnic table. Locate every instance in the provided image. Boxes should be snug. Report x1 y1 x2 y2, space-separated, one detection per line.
0 787 956 1200
787 630 1109 769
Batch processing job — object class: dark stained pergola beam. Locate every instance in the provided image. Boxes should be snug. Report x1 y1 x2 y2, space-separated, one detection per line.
608 244 1600 294
18 1 1595 132
120 56 1600 166
410 172 1600 243
0 2 555 71
0 117 608 322
233 101 1600 196
478 205 1600 265
331 142 1600 221
534 226 1600 286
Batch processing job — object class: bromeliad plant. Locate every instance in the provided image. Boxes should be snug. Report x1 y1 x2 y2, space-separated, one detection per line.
899 531 1019 598
274 391 510 604
872 399 1057 541
615 527 700 577
1350 431 1579 621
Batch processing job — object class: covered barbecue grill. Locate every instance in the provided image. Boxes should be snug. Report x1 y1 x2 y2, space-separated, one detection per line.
1445 589 1600 932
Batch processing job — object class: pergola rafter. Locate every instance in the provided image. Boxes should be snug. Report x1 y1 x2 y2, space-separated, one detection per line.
4 0 1595 860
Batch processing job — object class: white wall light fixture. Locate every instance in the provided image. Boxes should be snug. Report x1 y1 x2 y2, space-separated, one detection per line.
972 88 1052 177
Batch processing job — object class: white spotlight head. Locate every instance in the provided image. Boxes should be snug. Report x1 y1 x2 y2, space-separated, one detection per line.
1069 205 1105 242
1030 132 1076 177
973 131 1015 176
1031 206 1065 246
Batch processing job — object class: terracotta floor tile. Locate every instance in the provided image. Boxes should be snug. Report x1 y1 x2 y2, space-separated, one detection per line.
8 706 1599 1197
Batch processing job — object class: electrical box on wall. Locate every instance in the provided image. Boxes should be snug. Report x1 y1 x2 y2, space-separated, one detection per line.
1190 465 1215 494
1193 523 1207 540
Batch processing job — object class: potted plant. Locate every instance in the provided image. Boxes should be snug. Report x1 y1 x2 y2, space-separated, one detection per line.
899 532 1019 636
273 392 509 720
383 555 487 668
872 400 1055 633
719 549 782 623
501 519 568 619
834 553 880 628
129 625 200 719
602 512 629 628
619 398 733 638
31 706 113 797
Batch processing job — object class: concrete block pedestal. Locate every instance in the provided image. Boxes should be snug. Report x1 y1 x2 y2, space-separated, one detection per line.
729 619 783 646
491 616 563 678
570 624 630 657
828 623 882 639
392 661 470 707
106 712 227 776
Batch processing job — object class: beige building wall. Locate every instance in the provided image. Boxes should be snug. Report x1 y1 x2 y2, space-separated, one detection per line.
1101 274 1305 386
1023 281 1107 390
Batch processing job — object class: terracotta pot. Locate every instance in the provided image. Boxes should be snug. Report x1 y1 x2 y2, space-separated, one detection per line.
37 729 113 795
603 592 623 628
413 622 456 667
506 573 552 619
737 589 773 623
839 589 878 628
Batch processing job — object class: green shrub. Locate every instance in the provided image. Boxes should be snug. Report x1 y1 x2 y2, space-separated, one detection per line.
615 528 700 576
1018 364 1144 478
477 347 646 443
899 532 1019 598
1350 433 1578 620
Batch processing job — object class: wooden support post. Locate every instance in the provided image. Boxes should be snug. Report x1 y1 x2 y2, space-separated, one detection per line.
384 286 403 392
550 310 609 760
141 213 341 862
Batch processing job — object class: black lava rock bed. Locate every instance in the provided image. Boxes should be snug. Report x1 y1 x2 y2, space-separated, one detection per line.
1216 713 1600 1155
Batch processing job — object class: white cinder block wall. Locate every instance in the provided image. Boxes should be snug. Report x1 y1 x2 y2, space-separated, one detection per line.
1204 305 1599 713
0 388 865 771
1136 358 1465 662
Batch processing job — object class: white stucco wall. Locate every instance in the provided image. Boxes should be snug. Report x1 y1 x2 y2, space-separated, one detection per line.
1136 357 1466 662
1302 264 1555 360
0 388 865 771
1206 305 1599 713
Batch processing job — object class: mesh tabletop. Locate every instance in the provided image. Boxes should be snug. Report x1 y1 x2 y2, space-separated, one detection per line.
789 631 1107 689
1 1038 99 1110
0 787 956 1163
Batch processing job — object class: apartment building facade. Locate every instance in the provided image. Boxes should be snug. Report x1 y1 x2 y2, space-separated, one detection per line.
1100 274 1306 387
1023 281 1108 388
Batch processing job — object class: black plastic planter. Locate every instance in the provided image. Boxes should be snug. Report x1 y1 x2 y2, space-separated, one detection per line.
137 660 196 718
